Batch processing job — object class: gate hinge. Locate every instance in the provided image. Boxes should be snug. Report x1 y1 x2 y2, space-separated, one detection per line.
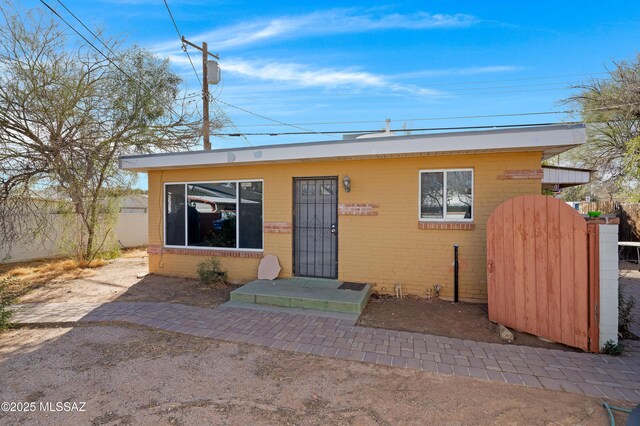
594 302 598 322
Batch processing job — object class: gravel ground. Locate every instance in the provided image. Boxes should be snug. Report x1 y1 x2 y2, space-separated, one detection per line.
0 325 621 425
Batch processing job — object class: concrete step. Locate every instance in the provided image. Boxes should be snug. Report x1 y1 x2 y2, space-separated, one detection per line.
230 278 371 314
220 301 361 325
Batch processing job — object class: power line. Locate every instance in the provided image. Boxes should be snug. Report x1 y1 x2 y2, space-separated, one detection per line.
219 100 640 137
215 99 342 140
162 0 201 87
234 110 575 128
55 0 120 59
222 100 640 136
210 99 253 146
214 73 606 104
220 122 579 137
56 0 256 151
224 84 577 104
41 0 184 120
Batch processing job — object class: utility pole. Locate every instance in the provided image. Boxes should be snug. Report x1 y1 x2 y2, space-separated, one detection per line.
201 41 210 150
181 36 220 150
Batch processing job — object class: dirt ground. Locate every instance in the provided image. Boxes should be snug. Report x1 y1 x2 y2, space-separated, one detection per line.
620 261 640 338
358 297 576 351
358 260 640 351
16 251 237 309
1 256 638 423
0 325 629 425
12 254 636 350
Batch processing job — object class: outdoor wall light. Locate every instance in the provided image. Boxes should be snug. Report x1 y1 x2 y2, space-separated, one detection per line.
343 175 351 192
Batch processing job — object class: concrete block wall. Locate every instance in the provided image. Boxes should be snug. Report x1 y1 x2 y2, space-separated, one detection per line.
1 213 148 263
599 224 619 347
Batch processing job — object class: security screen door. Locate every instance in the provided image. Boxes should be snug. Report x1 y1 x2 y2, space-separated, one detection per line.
293 177 338 278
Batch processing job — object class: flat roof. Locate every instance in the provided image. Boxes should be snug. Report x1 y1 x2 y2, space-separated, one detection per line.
119 123 586 172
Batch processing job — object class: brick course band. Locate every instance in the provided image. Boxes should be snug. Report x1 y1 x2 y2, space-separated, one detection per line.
147 245 263 258
497 169 544 180
338 203 379 216
418 222 475 230
264 222 293 233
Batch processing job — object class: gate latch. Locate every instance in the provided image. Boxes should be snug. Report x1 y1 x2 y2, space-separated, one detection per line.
330 223 337 235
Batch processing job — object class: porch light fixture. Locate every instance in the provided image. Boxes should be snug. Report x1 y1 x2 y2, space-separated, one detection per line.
343 175 351 192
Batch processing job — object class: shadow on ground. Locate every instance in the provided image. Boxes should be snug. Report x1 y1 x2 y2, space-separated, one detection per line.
0 324 626 425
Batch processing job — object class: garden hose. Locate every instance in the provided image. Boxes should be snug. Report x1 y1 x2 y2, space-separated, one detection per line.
602 401 637 426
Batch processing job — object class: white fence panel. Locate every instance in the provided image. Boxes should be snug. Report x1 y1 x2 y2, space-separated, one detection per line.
114 213 148 248
0 213 148 263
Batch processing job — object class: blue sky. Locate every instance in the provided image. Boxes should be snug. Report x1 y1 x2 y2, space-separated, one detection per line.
20 1 640 186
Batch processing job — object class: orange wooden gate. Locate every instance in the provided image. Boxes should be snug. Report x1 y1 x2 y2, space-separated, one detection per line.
487 195 599 352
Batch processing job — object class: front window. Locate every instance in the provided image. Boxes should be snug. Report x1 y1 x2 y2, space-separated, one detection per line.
165 181 263 249
420 170 473 221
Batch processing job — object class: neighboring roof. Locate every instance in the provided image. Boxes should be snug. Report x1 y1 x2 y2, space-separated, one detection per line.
120 194 148 209
119 123 586 172
542 165 592 189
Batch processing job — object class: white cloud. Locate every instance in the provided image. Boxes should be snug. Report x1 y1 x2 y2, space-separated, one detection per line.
166 54 521 98
153 9 478 52
396 66 524 79
217 58 445 97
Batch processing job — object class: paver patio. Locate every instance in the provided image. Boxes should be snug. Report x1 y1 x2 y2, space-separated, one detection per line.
9 301 640 403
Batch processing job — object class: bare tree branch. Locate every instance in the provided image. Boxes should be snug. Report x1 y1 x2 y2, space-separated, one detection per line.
0 3 199 260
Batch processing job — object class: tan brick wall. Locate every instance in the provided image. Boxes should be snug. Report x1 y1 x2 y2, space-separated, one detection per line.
147 151 542 300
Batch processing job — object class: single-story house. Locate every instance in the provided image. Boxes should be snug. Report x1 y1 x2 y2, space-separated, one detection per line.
119 123 586 301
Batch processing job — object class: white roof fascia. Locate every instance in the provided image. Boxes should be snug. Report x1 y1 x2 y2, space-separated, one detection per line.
119 124 586 172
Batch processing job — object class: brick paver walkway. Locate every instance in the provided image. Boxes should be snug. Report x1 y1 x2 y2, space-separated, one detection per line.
10 301 640 402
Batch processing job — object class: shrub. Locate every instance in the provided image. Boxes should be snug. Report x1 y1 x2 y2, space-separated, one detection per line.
97 247 121 260
197 259 227 286
601 340 624 356
0 283 14 330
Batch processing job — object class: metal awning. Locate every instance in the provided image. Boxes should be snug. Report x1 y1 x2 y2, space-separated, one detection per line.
542 165 593 189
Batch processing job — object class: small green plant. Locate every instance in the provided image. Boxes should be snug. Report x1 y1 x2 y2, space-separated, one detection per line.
197 258 227 286
97 247 121 260
0 283 14 330
619 285 636 339
601 340 624 356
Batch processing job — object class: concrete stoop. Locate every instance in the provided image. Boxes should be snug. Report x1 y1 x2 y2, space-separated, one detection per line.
230 277 371 316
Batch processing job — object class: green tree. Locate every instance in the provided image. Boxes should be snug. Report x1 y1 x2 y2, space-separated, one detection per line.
567 54 640 201
0 4 199 260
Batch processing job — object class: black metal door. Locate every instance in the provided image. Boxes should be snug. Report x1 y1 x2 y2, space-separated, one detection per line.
293 177 338 278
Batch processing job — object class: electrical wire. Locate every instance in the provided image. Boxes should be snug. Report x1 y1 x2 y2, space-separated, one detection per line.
219 122 580 137
37 1 635 144
234 110 574 128
223 101 640 132
215 99 342 140
222 84 578 103
162 0 201 87
41 0 185 120
210 99 253 146
159 3 252 147
217 99 640 136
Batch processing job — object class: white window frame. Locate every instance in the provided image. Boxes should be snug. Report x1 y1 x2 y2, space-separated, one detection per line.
163 179 264 252
418 169 474 222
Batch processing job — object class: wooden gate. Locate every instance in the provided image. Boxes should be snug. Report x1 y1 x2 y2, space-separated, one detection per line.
487 195 599 352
